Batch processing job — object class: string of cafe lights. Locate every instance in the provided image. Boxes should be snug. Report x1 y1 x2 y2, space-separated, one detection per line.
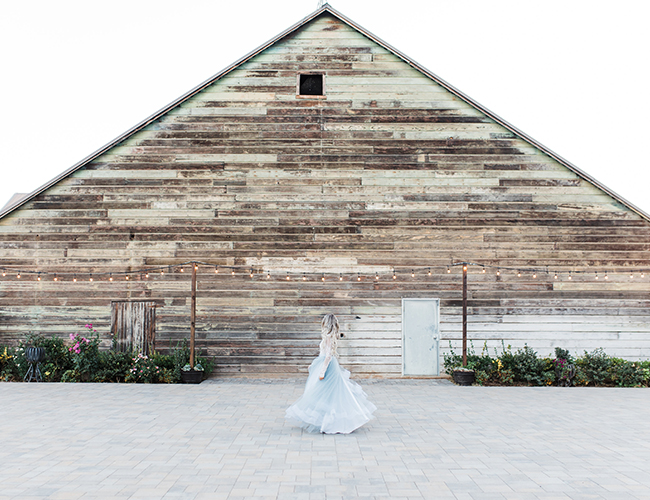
0 261 646 282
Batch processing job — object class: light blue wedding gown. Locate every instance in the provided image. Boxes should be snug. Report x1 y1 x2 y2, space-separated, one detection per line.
286 337 376 434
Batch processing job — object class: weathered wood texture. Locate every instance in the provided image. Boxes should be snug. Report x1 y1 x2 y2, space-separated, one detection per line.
1 13 650 374
111 301 156 355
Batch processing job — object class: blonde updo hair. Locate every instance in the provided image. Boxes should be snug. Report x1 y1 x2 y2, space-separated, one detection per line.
321 313 340 356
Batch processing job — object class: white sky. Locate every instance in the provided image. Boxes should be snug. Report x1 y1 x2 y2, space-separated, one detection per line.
1 0 649 214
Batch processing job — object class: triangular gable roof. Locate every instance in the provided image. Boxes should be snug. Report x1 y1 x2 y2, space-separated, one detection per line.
2 3 648 221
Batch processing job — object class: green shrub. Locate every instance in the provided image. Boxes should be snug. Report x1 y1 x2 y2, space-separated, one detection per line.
608 358 646 387
9 346 28 381
6 324 213 384
443 344 463 374
94 350 132 383
499 344 548 386
197 355 215 378
444 342 649 388
0 346 21 381
172 339 191 383
21 333 74 382
575 348 612 386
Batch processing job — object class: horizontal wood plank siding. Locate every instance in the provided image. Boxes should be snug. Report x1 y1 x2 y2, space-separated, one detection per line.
1 13 650 374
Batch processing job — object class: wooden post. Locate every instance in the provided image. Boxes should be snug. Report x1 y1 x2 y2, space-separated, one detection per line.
462 263 468 367
190 262 197 368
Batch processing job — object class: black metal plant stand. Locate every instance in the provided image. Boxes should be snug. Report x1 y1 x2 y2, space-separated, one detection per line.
23 347 46 382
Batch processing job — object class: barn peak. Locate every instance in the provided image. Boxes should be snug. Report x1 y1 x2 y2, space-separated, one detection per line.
0 3 647 221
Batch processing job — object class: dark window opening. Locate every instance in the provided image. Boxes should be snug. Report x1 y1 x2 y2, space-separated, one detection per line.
299 74 324 95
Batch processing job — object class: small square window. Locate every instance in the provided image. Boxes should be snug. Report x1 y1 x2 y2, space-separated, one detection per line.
298 74 324 96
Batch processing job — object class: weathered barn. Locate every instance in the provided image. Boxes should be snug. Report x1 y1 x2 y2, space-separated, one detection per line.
1 5 649 376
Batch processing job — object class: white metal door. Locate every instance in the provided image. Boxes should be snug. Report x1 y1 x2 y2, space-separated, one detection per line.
402 298 440 376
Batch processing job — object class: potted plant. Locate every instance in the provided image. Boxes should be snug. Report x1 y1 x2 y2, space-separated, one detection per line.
452 366 475 386
181 362 204 384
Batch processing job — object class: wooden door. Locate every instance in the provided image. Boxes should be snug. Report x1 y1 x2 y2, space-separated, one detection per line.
111 301 156 355
402 298 440 376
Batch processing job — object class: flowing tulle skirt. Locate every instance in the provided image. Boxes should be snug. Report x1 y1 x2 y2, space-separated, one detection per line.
286 355 376 434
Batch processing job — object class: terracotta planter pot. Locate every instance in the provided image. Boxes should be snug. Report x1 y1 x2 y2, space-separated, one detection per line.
452 370 475 386
181 370 203 384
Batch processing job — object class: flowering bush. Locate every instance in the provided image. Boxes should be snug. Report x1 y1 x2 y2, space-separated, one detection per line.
554 358 576 387
126 353 169 383
7 323 210 383
63 324 101 382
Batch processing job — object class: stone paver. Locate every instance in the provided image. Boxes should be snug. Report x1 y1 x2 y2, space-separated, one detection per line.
1 379 649 499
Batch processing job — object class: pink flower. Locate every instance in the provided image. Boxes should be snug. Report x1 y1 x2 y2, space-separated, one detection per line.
69 334 75 340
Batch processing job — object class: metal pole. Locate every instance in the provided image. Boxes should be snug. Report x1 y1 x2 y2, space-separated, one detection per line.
190 262 197 368
462 263 467 367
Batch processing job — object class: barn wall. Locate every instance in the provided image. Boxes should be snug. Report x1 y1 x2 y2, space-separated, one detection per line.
1 13 650 375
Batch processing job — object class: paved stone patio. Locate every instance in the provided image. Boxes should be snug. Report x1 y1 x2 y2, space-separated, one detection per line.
1 378 649 499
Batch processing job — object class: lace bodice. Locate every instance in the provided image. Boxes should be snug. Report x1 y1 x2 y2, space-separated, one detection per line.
319 335 335 358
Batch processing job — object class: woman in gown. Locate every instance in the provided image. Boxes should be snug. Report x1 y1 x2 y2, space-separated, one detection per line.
286 313 376 434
